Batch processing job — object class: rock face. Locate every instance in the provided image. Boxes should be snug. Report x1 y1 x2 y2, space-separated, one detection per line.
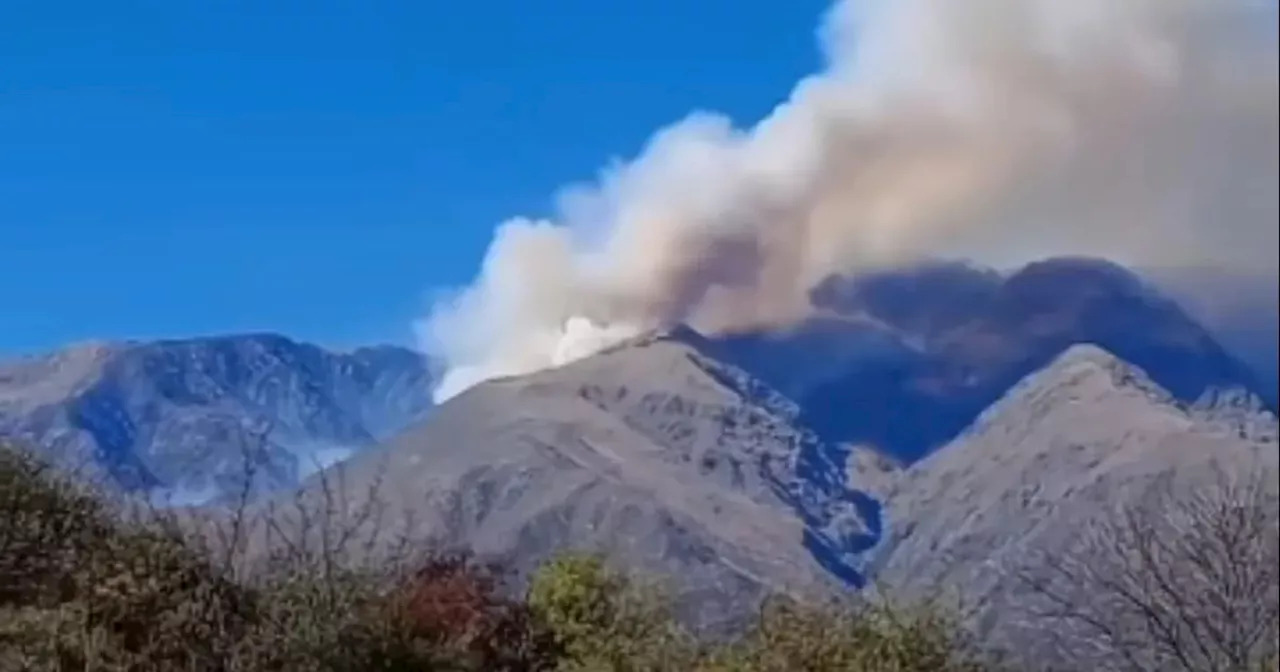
262 328 877 632
0 334 433 503
870 344 1279 659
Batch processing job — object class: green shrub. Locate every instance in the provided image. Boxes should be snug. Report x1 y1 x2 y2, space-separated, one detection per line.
698 595 996 672
527 554 697 671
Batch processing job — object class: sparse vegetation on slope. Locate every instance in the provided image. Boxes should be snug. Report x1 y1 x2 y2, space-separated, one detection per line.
1 439 1275 671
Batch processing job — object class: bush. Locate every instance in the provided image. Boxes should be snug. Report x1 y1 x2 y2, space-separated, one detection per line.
0 441 1007 671
522 553 1000 672
0 446 114 608
391 551 560 670
527 554 698 671
0 443 555 671
699 595 996 672
0 445 252 671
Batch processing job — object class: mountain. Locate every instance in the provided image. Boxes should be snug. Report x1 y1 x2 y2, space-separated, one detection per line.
713 257 1273 462
1151 265 1279 408
0 334 433 504
706 313 919 402
869 344 1278 659
250 327 878 632
3 255 1271 640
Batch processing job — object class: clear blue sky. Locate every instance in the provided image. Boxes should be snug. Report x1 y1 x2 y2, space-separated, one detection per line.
0 0 828 354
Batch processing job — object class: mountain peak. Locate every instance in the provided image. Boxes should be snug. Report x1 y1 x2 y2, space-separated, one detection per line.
1044 342 1124 367
268 314 878 631
651 323 712 346
962 344 1192 441
1029 343 1171 398
597 323 714 356
1015 344 1276 437
875 342 1278 642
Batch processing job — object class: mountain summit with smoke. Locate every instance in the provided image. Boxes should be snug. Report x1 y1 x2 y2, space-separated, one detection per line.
419 0 1279 402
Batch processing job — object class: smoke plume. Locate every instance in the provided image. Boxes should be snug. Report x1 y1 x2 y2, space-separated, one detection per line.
420 0 1279 402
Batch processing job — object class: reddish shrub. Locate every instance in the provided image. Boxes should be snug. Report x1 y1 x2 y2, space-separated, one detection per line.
394 551 559 671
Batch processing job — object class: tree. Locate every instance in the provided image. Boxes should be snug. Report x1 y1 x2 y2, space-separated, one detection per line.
1018 460 1280 672
527 554 697 672
392 550 560 670
698 593 996 672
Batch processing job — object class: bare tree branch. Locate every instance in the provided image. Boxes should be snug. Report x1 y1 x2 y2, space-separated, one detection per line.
1016 459 1280 672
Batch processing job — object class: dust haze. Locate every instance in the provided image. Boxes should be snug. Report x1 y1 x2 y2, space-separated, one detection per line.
419 0 1279 401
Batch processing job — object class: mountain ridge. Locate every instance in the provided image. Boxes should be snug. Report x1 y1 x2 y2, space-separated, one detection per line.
0 333 434 503
243 329 876 632
869 342 1278 661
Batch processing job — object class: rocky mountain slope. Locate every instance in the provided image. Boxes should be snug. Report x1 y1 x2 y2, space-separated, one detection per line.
2 256 1273 639
253 327 878 632
242 326 1274 638
4 257 1267 502
869 344 1278 658
0 334 433 503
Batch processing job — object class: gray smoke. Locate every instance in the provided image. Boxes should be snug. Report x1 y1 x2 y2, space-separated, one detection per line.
420 0 1279 401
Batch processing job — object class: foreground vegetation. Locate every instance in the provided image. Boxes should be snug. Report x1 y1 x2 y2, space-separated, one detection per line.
0 441 1275 671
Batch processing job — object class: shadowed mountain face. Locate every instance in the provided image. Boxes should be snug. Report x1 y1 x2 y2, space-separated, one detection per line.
1151 266 1279 408
0 334 433 503
713 257 1273 463
705 315 919 403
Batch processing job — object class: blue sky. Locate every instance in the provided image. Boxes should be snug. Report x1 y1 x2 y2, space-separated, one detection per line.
0 0 829 354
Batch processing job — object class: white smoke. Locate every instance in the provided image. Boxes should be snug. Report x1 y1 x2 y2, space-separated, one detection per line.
419 0 1279 402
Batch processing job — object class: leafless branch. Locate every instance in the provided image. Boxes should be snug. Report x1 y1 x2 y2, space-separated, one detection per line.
1015 459 1280 672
